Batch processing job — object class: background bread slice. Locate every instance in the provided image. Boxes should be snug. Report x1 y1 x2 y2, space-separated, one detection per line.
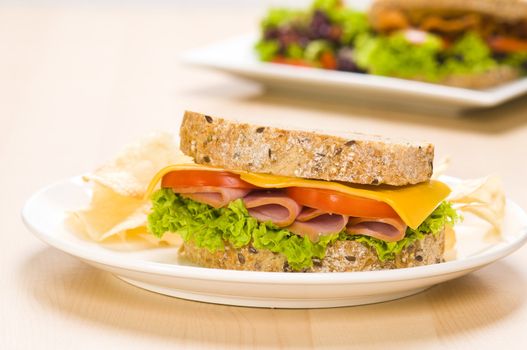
371 0 527 22
181 229 445 272
438 66 520 89
400 66 520 89
180 111 434 186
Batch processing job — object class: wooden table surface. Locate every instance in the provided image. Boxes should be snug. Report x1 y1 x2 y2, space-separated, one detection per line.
2 1 527 349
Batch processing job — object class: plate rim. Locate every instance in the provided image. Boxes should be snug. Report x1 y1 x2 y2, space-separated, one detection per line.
22 175 527 285
180 33 527 107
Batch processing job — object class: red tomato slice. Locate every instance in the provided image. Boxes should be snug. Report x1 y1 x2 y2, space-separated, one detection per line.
320 52 337 70
271 56 312 67
286 187 399 219
161 170 259 189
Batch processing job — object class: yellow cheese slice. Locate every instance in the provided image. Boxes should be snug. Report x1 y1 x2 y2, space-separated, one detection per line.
145 164 451 230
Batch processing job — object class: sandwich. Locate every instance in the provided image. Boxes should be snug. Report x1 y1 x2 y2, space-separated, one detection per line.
255 0 527 88
367 0 527 88
145 111 459 272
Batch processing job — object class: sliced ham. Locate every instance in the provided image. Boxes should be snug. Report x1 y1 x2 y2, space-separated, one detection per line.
175 186 251 209
346 217 407 242
286 208 348 242
296 207 327 221
243 190 302 227
174 185 409 243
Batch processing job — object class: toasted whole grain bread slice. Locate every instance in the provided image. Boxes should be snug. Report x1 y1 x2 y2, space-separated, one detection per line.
371 0 527 22
179 111 434 186
438 66 520 89
396 66 520 90
181 229 445 272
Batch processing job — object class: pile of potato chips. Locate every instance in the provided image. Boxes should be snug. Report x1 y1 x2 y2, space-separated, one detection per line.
448 176 506 236
67 132 191 247
433 156 506 252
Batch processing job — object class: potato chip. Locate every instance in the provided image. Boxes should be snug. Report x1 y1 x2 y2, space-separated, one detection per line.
431 156 451 180
68 182 149 241
85 132 192 198
444 225 456 251
68 132 190 246
432 158 505 251
448 175 506 236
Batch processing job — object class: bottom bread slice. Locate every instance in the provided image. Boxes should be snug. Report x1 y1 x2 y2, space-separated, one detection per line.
425 66 519 89
181 229 445 272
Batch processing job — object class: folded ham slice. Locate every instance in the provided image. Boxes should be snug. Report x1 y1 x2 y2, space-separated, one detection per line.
243 191 302 227
287 208 348 242
296 207 328 221
175 186 251 209
346 217 407 242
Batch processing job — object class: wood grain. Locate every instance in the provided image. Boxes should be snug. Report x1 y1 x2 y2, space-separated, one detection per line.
2 2 527 349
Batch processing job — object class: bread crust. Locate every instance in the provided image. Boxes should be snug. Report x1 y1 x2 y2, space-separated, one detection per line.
179 111 434 186
438 66 520 89
181 229 445 272
371 0 527 22
401 66 520 89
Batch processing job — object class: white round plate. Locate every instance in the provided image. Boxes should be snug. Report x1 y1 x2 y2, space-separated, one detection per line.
22 176 527 308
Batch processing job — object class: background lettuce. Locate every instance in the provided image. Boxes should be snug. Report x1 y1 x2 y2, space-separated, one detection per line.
354 31 498 81
440 32 496 76
311 0 370 44
260 8 307 31
354 31 443 80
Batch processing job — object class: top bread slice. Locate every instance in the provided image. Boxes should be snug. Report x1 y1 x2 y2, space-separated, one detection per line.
420 65 519 89
369 0 524 89
371 0 527 22
179 111 434 186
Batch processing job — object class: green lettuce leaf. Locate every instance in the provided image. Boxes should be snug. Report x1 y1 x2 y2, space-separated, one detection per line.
311 0 342 13
260 8 307 31
354 31 443 80
304 40 333 61
502 52 527 70
255 40 281 62
311 0 370 44
286 43 304 59
148 189 459 270
440 32 496 76
336 10 370 45
354 31 499 81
